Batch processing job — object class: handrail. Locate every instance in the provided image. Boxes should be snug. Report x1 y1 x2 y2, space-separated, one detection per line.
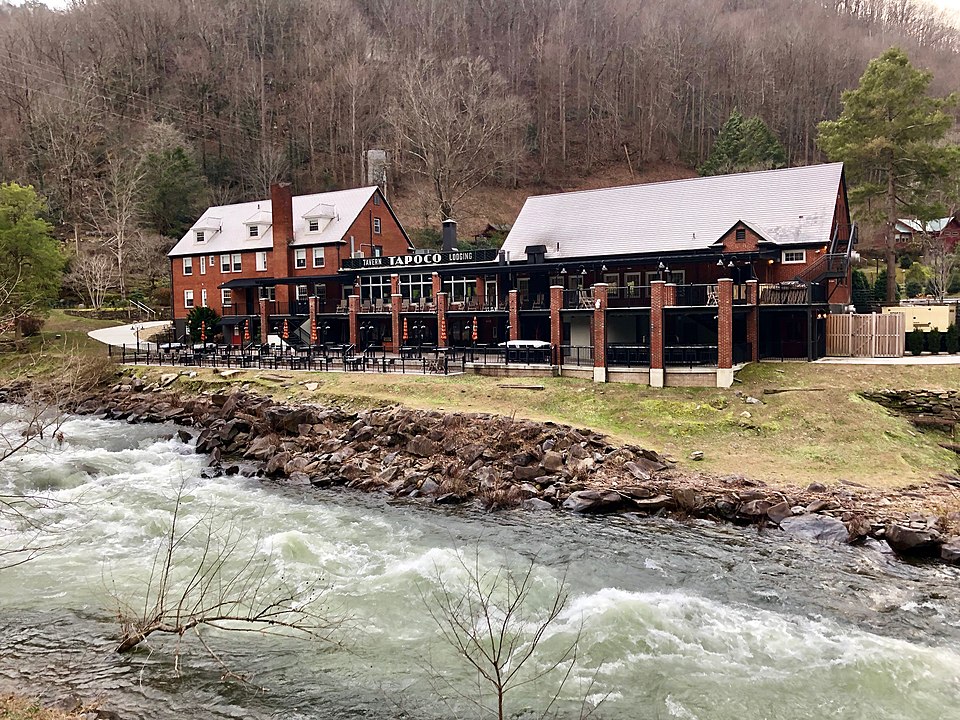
128 298 157 320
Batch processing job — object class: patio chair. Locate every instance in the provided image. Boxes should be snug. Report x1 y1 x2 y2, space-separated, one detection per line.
336 299 348 314
401 298 411 312
361 298 372 313
374 298 385 312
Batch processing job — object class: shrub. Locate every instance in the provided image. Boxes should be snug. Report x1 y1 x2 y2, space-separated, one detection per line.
17 315 44 337
945 324 959 354
905 279 923 298
899 254 913 269
907 331 925 356
186 306 220 342
851 269 873 312
927 328 942 354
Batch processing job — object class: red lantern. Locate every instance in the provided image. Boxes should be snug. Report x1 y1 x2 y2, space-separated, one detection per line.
403 318 409 341
200 320 206 343
282 319 289 340
472 316 478 342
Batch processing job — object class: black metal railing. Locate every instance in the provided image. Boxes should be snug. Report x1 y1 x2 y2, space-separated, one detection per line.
558 345 594 366
733 342 753 364
663 345 718 367
607 344 650 367
562 289 593 309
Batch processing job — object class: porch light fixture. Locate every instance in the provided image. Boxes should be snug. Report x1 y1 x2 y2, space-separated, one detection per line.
601 264 608 272
717 258 724 267
560 267 568 275
664 266 670 274
728 260 735 268
580 267 587 275
658 261 665 270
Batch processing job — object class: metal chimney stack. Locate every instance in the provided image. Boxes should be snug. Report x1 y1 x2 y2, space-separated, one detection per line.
441 219 457 252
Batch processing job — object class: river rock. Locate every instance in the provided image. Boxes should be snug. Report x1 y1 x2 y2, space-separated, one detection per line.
265 451 292 476
632 494 673 512
779 515 849 544
884 524 943 558
408 436 441 457
541 451 563 472
562 489 624 514
623 461 651 481
522 498 553 511
514 465 542 481
420 478 441 496
766 501 793 524
939 538 960 564
176 429 193 443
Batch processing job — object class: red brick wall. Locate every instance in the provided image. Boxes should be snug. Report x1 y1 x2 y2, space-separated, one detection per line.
757 248 826 283
650 281 665 370
720 224 761 254
271 184 294 306
171 250 272 320
550 285 563 363
343 191 410 258
717 278 733 369
592 284 608 369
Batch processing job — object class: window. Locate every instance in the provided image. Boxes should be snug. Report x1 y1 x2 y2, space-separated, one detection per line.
372 245 383 257
735 228 746 242
249 225 259 238
308 219 320 232
195 230 205 243
373 193 381 206
209 256 215 267
400 273 433 301
201 289 208 307
256 251 267 271
644 269 686 285
313 247 325 268
517 277 530 303
259 285 276 302
359 274 391 301
232 253 241 272
221 288 232 307
221 254 231 273
782 249 806 264
199 257 206 275
182 257 193 276
295 248 307 269
184 289 194 308
444 276 477 302
373 217 381 235
296 284 309 301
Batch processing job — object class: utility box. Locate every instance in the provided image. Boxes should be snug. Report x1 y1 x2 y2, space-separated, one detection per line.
882 305 956 332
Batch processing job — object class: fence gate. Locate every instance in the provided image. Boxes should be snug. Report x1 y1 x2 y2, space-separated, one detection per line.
826 313 905 358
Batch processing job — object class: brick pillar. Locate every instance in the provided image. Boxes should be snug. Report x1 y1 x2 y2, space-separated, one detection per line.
746 279 759 363
717 278 734 388
549 285 563 366
436 292 449 346
432 272 442 299
259 298 269 345
391 293 402 352
665 283 677 307
508 289 520 341
476 276 485 307
390 274 400 296
270 183 293 308
592 283 608 383
348 294 359 347
650 280 666 388
309 298 317 347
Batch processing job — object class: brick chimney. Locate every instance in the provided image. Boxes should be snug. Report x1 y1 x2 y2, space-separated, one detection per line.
270 182 294 305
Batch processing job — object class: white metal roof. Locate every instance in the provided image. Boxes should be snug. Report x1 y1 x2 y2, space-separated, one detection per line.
169 186 380 257
500 163 846 261
897 217 954 234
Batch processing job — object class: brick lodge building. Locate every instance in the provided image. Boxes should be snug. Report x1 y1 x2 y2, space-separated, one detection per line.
169 162 855 388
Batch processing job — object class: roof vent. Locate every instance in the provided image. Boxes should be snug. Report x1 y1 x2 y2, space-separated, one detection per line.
524 245 547 264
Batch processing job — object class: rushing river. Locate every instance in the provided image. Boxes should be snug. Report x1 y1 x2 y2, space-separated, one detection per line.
1 407 960 720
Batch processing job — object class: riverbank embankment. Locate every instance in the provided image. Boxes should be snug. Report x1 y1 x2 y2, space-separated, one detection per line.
4 367 958 565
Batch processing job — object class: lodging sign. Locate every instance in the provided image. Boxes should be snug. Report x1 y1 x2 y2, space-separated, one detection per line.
342 248 498 270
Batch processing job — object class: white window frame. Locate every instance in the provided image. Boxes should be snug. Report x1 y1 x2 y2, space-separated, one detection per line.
373 217 382 235
373 193 381 206
232 253 242 272
184 289 194 308
735 228 747 242
781 249 806 264
308 219 320 233
221 254 231 273
313 247 325 268
209 256 216 267
199 257 206 275
644 269 686 284
258 285 276 302
195 230 205 243
296 284 309 301
249 224 259 238
221 288 232 307
182 257 193 276
294 248 307 269
256 251 267 272
201 288 208 307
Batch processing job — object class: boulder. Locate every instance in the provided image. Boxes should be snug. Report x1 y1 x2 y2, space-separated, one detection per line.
407 436 441 458
176 429 193 444
766 501 793 524
631 494 674 512
420 478 441 496
779 515 849 544
884 524 943 558
939 538 960 564
265 451 292 477
513 465 542 481
623 461 651 481
541 451 564 473
562 489 624 514
522 498 554 512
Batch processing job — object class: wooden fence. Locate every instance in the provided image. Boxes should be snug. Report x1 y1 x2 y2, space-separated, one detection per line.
826 313 905 358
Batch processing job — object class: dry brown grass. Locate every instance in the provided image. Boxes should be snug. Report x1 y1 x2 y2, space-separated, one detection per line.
0 695 87 720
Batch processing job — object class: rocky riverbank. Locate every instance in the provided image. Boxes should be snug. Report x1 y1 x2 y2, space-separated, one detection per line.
4 372 960 564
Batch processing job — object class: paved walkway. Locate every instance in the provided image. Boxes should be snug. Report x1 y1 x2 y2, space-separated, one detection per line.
815 355 960 365
87 320 172 350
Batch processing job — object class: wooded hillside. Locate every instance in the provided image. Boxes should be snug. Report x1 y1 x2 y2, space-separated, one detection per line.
0 0 958 234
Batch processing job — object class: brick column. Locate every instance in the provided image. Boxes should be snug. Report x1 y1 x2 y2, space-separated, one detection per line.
348 294 359 347
592 283 608 383
390 274 400 296
309 298 317 347
746 279 759 363
259 298 269 345
549 285 563 366
508 289 520 341
476 276 486 307
391 293 402 353
665 282 677 307
436 292 449 346
717 278 734 388
650 280 666 388
432 272 442 299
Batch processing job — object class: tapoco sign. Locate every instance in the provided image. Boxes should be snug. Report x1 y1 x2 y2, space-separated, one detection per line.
342 248 498 270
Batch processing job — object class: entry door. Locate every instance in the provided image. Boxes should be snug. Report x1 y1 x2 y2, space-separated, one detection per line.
485 279 498 308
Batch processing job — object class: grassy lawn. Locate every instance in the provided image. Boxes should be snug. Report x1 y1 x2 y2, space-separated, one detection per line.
4 311 958 491
141 360 960 491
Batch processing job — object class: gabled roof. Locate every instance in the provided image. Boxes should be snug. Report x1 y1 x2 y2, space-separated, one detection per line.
897 217 955 234
169 186 384 257
710 218 778 245
500 163 846 261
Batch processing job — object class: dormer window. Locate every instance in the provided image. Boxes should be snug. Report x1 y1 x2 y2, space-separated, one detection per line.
195 230 206 243
249 225 259 238
735 228 746 242
308 219 320 233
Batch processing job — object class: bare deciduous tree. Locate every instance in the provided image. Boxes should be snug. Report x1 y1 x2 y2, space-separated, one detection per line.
64 249 117 309
113 482 343 679
391 53 529 222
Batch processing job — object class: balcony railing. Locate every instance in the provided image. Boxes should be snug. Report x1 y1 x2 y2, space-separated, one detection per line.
558 345 595 366
664 345 718 367
758 282 826 305
562 289 594 309
607 286 651 308
607 344 650 367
